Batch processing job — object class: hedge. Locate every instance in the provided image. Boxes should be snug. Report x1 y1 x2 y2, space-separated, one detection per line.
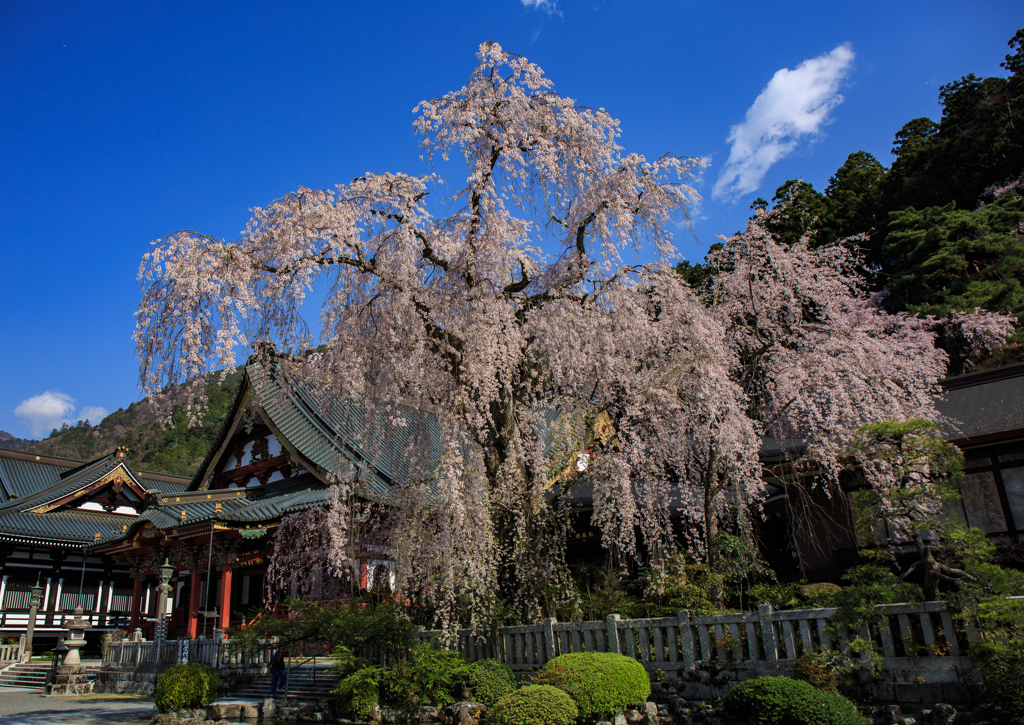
488 685 579 725
535 652 650 719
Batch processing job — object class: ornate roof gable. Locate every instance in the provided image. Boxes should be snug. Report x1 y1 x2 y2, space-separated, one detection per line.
17 448 148 515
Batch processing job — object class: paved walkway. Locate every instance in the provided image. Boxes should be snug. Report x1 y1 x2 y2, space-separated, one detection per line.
0 688 155 725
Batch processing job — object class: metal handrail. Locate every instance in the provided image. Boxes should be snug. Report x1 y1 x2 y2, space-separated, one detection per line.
282 646 332 700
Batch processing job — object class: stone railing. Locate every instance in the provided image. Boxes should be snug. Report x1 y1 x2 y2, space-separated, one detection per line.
103 632 275 671
0 635 24 666
103 598 1018 687
413 599 983 683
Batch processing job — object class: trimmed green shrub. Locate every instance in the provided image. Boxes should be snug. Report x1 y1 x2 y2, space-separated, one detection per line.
488 685 579 725
798 582 842 609
381 643 471 708
334 665 383 719
468 659 516 707
154 663 222 713
535 652 650 719
723 676 867 725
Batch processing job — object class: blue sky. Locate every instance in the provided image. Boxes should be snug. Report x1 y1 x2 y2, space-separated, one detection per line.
1 0 1020 439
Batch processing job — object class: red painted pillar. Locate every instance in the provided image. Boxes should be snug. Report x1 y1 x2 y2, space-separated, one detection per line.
129 577 144 634
360 559 368 590
219 563 232 631
187 568 201 639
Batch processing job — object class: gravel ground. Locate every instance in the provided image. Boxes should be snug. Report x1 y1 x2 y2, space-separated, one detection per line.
0 688 155 725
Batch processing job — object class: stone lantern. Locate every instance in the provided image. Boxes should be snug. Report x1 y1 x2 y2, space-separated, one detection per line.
155 558 174 642
46 607 93 695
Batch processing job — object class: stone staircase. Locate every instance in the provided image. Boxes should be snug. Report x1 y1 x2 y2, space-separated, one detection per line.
232 663 339 702
0 663 50 689
0 661 101 690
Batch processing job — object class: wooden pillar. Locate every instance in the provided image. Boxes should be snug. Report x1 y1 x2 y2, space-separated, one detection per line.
219 563 232 631
187 568 201 639
129 577 145 634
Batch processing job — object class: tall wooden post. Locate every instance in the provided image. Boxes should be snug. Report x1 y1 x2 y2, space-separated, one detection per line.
187 568 201 639
219 563 233 631
129 577 144 634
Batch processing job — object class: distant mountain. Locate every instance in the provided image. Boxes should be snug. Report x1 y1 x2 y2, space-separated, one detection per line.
0 431 39 452
23 368 243 477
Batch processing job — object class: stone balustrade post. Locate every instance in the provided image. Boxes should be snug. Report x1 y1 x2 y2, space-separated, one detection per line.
605 614 621 655
758 604 778 664
543 617 557 662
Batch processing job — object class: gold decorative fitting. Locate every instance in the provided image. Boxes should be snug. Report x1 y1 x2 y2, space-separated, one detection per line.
180 510 187 521
215 503 222 512
94 533 101 540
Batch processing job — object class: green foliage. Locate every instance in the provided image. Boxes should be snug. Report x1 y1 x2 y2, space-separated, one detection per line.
535 652 650 719
468 659 516 707
793 649 860 692
487 685 579 725
574 560 718 621
334 666 383 719
381 643 471 709
797 583 842 609
971 641 1024 722
154 663 222 713
762 179 832 247
722 676 867 725
748 581 800 610
850 419 970 600
884 193 1024 345
226 598 414 662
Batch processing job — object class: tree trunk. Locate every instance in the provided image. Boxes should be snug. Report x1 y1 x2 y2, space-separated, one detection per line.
704 446 723 609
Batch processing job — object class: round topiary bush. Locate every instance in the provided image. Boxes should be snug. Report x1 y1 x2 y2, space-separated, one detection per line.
536 652 650 719
468 659 516 707
723 676 866 725
154 663 222 713
488 685 579 725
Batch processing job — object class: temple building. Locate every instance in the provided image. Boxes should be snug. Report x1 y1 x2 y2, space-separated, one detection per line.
90 351 417 640
0 447 189 649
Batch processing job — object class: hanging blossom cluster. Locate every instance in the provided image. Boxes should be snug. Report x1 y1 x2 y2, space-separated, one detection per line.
264 485 354 602
706 207 1014 483
135 42 1015 626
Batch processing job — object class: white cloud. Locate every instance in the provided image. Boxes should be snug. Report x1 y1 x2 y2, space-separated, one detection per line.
80 406 110 425
15 391 76 437
713 44 855 201
13 391 108 437
522 0 560 16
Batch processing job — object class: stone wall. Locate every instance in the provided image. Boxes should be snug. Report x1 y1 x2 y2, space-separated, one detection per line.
95 663 268 696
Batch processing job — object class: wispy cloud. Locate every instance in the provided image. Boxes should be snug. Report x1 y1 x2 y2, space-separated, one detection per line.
522 0 561 16
14 391 108 437
713 44 855 201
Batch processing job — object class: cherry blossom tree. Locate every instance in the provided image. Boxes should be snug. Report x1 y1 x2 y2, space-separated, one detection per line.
702 206 1014 578
135 42 728 624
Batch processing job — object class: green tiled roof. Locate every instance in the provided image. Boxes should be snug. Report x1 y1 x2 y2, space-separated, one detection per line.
0 449 191 546
93 486 332 543
219 487 329 522
0 455 75 501
0 508 127 545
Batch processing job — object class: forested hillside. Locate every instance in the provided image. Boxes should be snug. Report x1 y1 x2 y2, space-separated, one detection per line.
680 28 1024 368
12 369 243 477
